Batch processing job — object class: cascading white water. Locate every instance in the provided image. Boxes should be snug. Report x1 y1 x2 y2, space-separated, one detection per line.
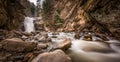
40 0 45 8
48 32 120 62
29 0 37 5
24 17 35 33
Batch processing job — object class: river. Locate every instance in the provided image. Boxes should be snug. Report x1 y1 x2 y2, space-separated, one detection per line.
48 32 120 62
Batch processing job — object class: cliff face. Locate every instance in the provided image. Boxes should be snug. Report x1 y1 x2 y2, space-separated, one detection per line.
43 0 120 40
0 0 35 30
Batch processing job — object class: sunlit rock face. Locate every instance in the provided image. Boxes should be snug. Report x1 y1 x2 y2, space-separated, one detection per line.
45 0 120 40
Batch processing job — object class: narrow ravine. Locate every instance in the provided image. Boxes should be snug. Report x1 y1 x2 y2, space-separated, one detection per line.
0 0 120 62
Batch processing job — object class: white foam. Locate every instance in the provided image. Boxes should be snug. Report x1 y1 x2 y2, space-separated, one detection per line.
48 32 120 62
24 17 35 33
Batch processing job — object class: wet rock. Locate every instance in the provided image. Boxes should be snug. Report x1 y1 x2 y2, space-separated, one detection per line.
52 32 59 35
22 32 32 36
0 52 11 61
36 36 44 41
46 37 52 42
37 43 48 50
4 38 24 42
51 35 57 38
13 31 23 36
83 34 93 41
57 39 71 51
36 36 46 42
10 55 24 61
0 44 2 50
0 38 37 52
35 20 44 30
95 33 109 41
40 32 48 38
0 30 8 40
31 49 72 62
6 31 17 39
23 53 35 62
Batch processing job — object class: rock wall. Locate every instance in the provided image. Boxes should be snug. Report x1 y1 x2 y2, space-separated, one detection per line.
44 0 120 40
0 0 35 30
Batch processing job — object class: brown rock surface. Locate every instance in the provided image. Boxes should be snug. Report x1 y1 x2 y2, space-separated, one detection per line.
42 0 120 40
37 43 48 50
0 38 37 52
31 49 72 62
57 39 71 50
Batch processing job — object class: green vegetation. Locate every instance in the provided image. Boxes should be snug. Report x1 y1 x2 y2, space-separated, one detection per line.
54 10 64 28
30 5 36 16
43 0 51 15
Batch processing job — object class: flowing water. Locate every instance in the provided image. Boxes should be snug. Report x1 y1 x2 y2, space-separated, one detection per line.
24 17 35 33
48 32 120 62
40 0 45 8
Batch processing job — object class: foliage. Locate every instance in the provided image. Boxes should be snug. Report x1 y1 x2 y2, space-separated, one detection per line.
42 0 52 15
36 0 41 16
54 10 64 28
30 5 36 16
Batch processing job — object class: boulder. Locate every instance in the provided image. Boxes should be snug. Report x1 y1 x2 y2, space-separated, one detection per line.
37 43 48 50
95 33 109 41
0 38 37 52
36 36 46 42
83 34 93 41
57 39 71 50
31 49 72 62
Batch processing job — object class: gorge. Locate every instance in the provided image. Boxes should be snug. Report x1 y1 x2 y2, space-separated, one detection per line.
0 0 120 62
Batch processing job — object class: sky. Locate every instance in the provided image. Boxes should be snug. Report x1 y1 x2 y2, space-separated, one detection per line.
29 0 37 5
29 0 45 8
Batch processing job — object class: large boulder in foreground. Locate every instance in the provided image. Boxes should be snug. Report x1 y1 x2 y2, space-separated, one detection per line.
0 38 37 52
31 49 72 62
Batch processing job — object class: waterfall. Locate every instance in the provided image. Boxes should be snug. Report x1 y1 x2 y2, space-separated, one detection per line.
29 0 37 5
40 0 45 8
24 17 35 33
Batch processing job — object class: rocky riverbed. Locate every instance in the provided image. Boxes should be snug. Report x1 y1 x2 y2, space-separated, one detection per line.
0 30 72 62
0 30 120 62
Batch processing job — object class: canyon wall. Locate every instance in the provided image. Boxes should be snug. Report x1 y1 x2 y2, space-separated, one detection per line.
43 0 120 40
0 0 35 30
